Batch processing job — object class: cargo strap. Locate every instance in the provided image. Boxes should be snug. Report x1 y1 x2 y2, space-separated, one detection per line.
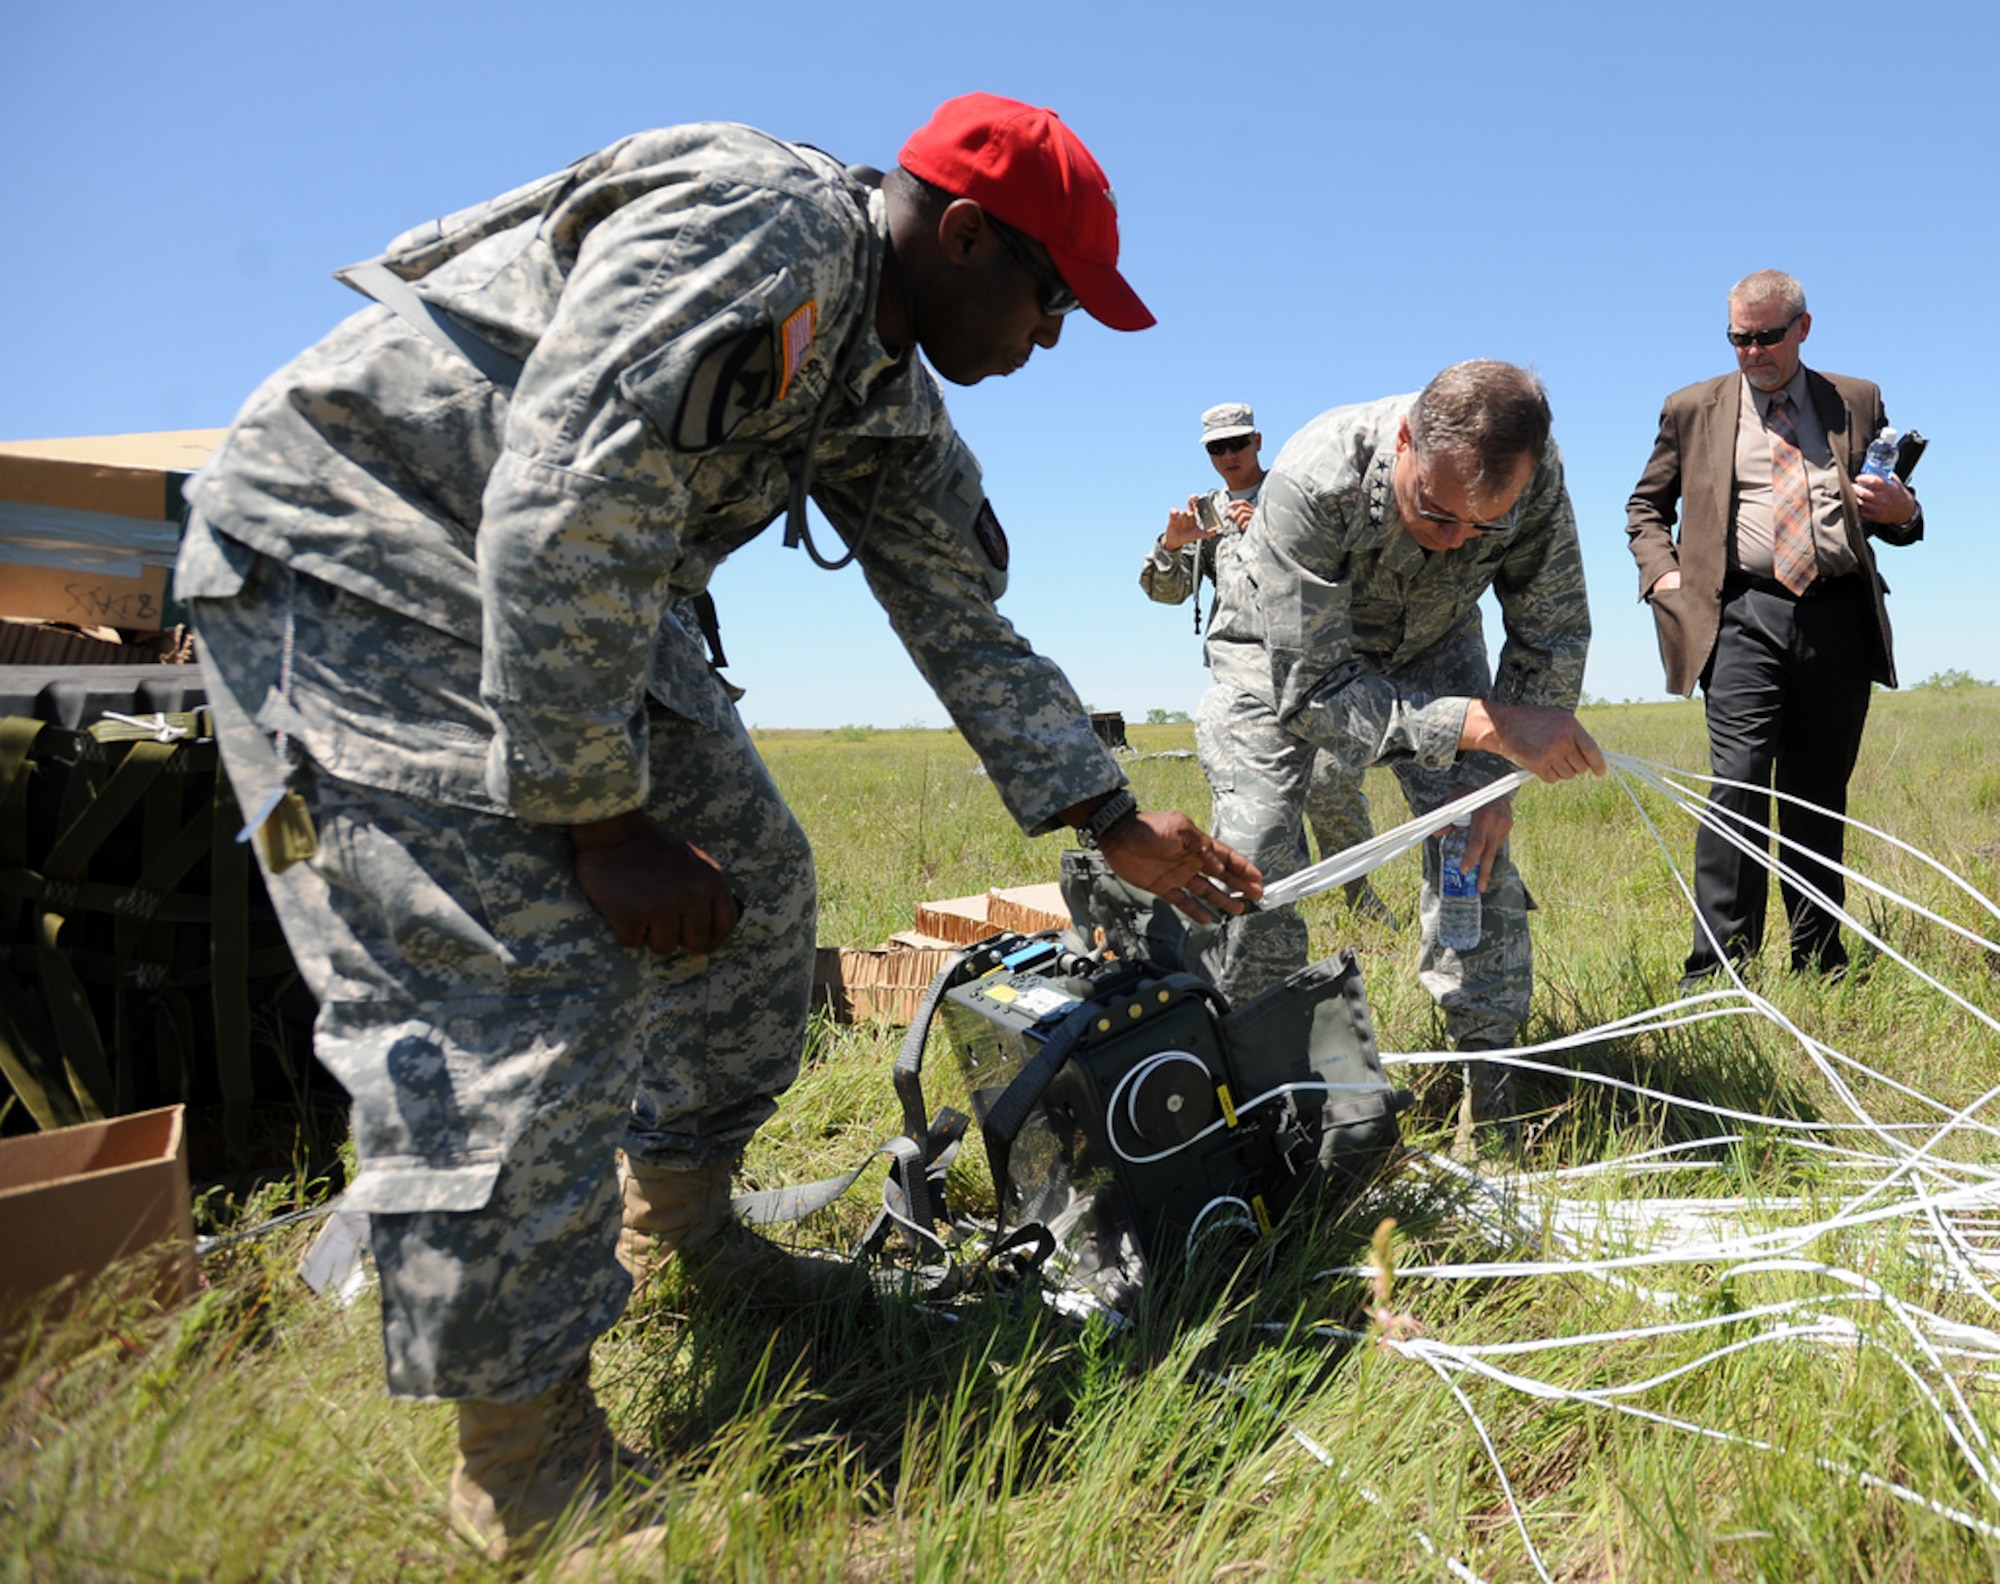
728 931 1079 1289
0 711 279 1152
729 1108 969 1263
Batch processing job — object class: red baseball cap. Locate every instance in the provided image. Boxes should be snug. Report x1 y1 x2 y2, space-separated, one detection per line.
899 92 1155 332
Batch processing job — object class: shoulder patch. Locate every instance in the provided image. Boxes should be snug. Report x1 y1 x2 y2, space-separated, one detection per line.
974 500 1009 572
777 301 816 401
673 324 778 451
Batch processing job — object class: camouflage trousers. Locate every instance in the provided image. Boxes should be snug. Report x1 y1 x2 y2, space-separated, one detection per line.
1304 752 1377 866
191 558 814 1403
1194 665 1530 1051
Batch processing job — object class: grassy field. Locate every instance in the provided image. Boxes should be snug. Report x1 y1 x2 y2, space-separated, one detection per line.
7 686 2000 1581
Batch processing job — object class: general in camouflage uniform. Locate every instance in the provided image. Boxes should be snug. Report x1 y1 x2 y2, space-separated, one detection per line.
1141 401 1394 925
177 94 1259 1561
1193 362 1601 1133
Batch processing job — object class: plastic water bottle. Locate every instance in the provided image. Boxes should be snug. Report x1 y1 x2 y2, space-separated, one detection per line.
1861 426 1900 480
1437 814 1481 952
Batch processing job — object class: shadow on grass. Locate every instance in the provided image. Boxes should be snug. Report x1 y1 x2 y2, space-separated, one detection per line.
599 1150 1452 1518
1512 956 1830 1165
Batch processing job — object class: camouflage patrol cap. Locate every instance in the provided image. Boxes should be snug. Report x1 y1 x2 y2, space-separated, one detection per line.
1201 403 1256 442
899 92 1155 332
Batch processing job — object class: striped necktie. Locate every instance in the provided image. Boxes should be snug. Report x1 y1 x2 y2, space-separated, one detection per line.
1767 392 1816 595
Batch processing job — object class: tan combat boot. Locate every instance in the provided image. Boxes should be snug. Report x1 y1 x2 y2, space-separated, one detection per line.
447 1363 662 1563
616 1153 856 1305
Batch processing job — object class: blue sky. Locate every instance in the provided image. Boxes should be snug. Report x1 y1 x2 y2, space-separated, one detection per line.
5 0 1994 727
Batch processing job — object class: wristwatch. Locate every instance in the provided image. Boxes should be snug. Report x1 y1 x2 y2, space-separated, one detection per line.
1075 788 1139 849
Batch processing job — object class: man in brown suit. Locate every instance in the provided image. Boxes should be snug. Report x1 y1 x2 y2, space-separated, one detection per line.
1626 269 1923 987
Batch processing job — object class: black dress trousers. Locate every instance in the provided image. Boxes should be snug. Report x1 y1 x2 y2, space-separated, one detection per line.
1686 573 1875 979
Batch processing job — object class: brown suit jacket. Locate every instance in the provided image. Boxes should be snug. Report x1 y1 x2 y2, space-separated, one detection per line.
1625 366 1923 696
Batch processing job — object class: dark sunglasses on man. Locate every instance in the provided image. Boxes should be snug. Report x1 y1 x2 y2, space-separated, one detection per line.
1205 435 1255 456
985 213 1081 318
1726 318 1801 348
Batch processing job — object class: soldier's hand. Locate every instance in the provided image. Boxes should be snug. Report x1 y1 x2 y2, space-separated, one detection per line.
570 810 740 956
1462 701 1606 782
1163 496 1219 551
1435 796 1514 893
1225 499 1255 528
1097 811 1264 923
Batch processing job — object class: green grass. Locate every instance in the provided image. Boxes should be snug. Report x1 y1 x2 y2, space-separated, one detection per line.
7 689 2000 1581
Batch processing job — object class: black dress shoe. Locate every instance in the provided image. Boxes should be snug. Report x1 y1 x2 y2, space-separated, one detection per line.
1677 963 1737 995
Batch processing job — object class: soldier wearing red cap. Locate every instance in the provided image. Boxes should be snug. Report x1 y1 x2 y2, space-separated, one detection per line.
176 94 1257 1562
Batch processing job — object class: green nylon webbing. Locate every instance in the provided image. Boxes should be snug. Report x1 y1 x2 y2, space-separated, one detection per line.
0 710 283 1146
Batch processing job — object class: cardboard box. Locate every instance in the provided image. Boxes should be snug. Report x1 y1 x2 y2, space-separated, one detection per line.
913 882 1069 946
0 1105 198 1321
0 430 225 632
813 884 1072 1024
812 944 957 1024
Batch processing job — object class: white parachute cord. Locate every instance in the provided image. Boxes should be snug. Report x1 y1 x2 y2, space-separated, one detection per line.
1275 1315 2000 1541
1617 753 2000 960
1307 1248 2000 1537
1405 772 2000 1259
1611 754 2000 1031
1601 761 1913 1148
1406 1344 1558 1583
1257 772 1534 910
1319 1163 2000 1284
1616 750 2000 940
1199 1371 1491 1583
1727 1259 2000 1475
1393 1317 2000 1523
1614 753 2000 1257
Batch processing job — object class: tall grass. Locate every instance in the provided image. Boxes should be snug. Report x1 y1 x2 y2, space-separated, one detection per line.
6 689 2000 1581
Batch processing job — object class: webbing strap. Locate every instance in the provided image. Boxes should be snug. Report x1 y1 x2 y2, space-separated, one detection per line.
209 765 254 1158
42 737 175 880
731 1108 969 1263
0 717 49 871
0 955 81 1130
0 711 272 1143
0 718 79 1127
336 260 527 387
31 733 181 1122
34 910 111 1120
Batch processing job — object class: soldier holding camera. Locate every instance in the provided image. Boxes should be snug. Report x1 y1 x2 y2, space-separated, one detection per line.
1141 403 1395 925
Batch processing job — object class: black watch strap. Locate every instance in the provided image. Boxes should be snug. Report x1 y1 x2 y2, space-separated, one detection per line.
1075 788 1139 849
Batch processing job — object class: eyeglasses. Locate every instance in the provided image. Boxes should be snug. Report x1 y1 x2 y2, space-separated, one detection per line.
1205 436 1254 456
986 214 1082 319
1726 318 1801 349
1412 461 1519 534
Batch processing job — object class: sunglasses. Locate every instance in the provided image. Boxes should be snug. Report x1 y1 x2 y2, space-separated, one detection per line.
1205 435 1255 456
986 214 1082 319
1412 461 1520 534
1726 318 1801 348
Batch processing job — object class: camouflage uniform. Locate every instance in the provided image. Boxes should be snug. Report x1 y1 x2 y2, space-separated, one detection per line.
177 123 1124 1402
1195 395 1590 1045
1138 483 1380 874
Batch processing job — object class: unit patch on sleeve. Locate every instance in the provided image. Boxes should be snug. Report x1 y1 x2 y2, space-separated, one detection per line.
673 325 779 451
974 500 1009 572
